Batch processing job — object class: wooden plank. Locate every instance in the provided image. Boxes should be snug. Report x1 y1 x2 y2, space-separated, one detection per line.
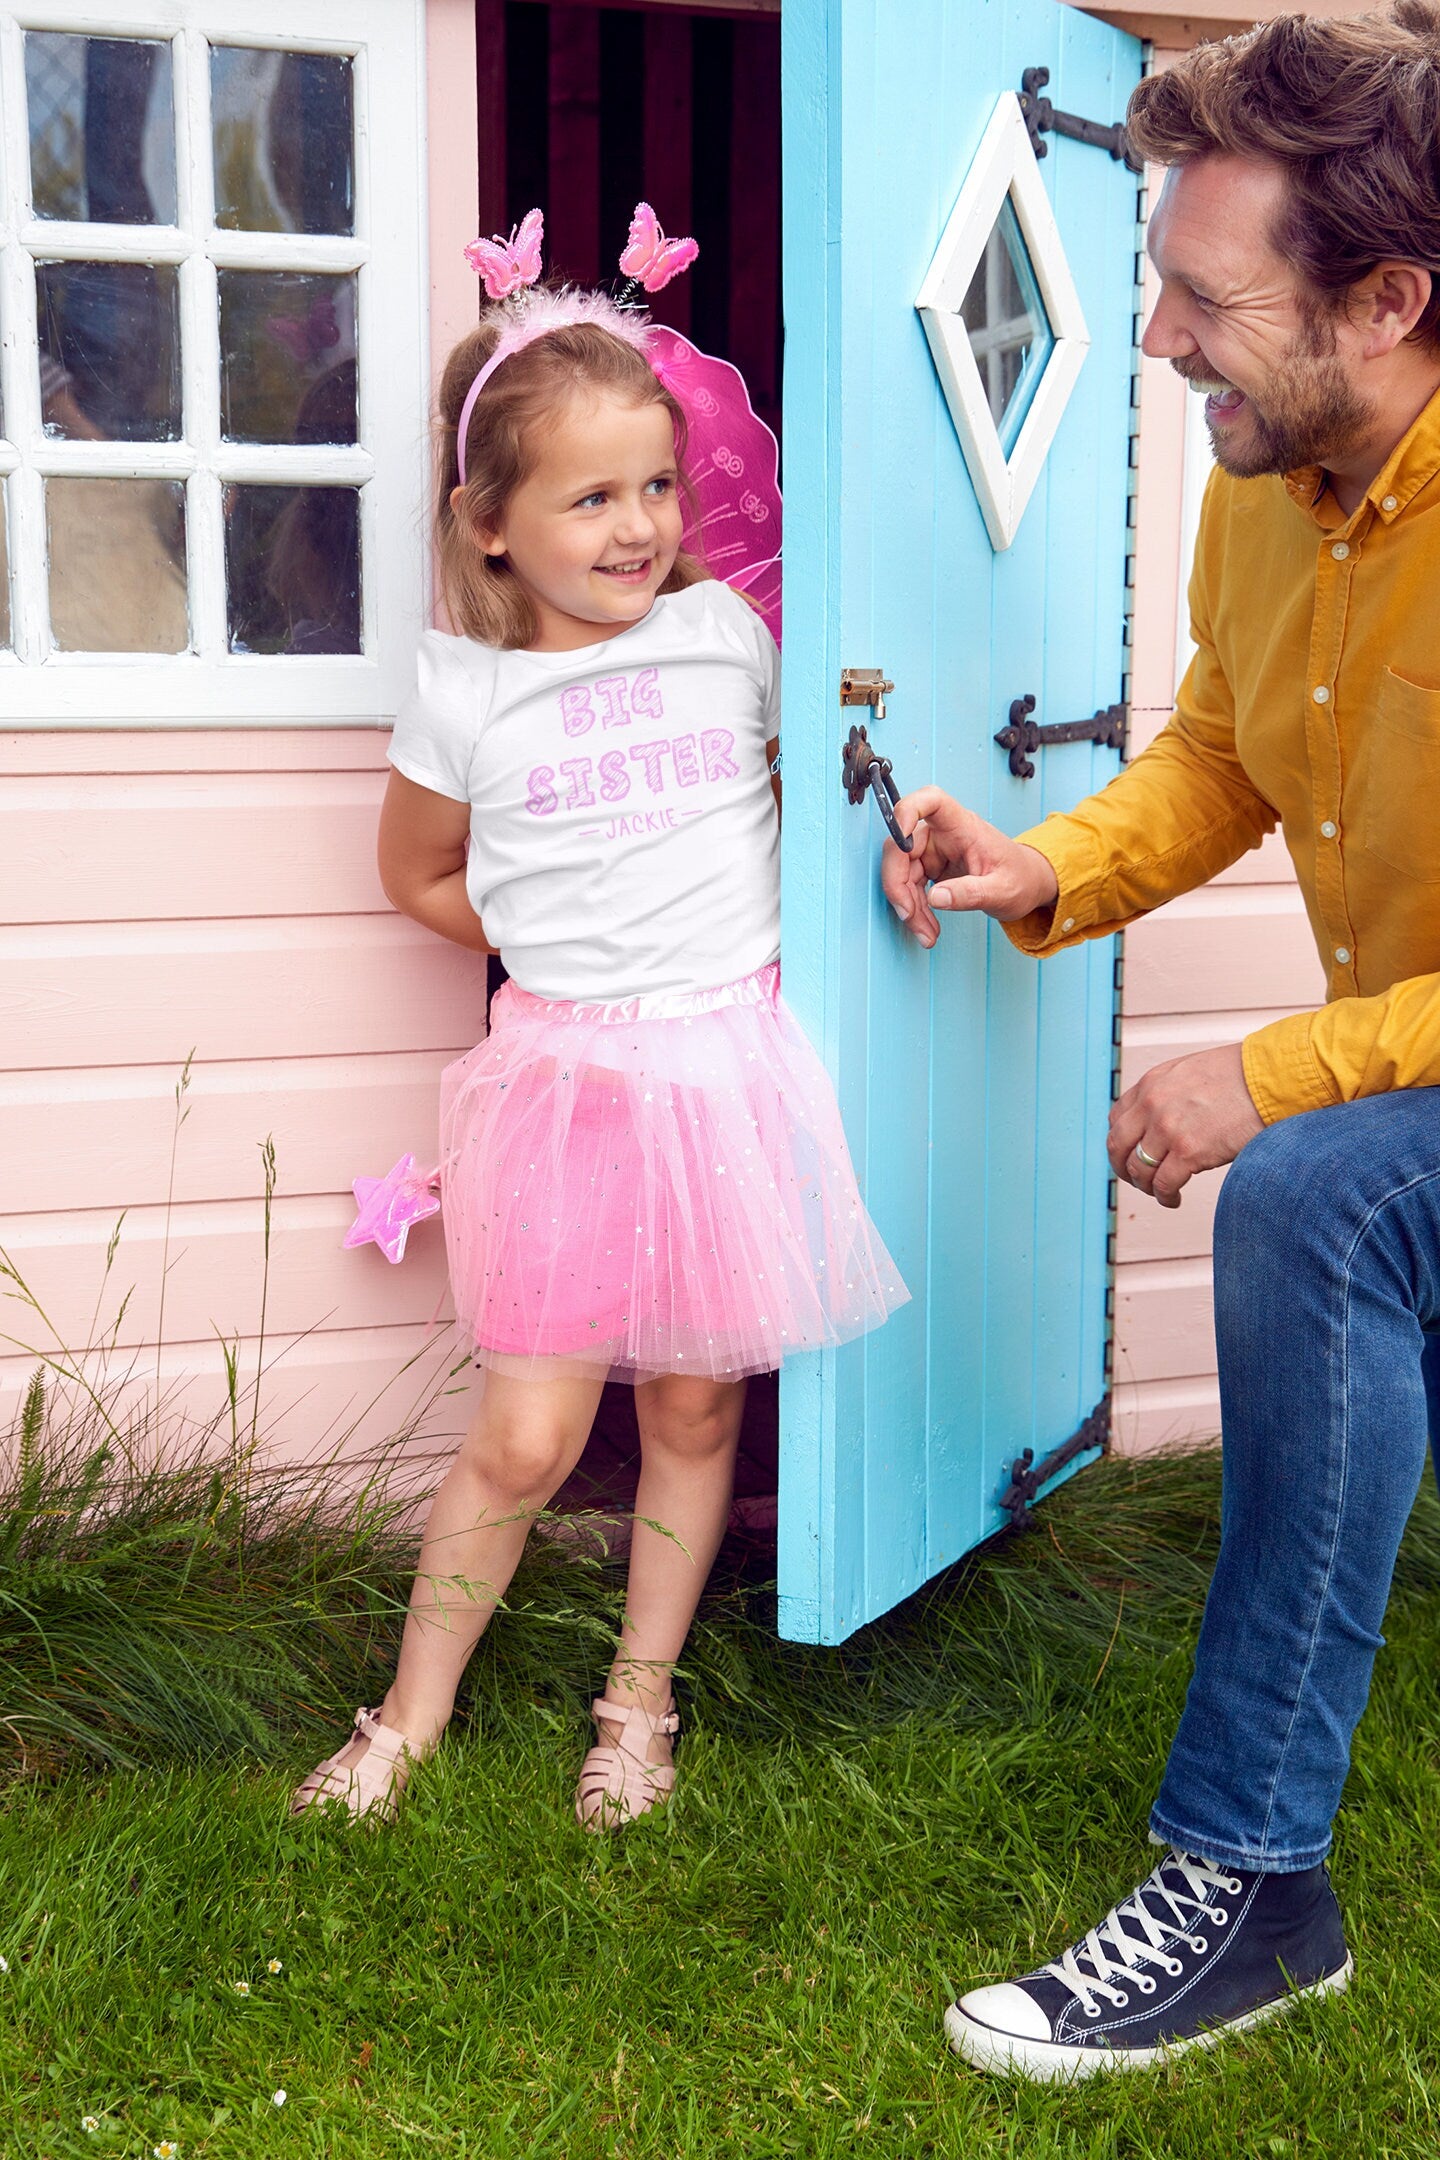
0 1052 461 1214
548 9 603 286
1113 1256 1215 1382
1 729 390 775
1 1196 453 1348
0 772 389 921
1121 889 1324 1015
2 917 489 1068
726 18 781 432
1112 1374 1222 1454
642 13 694 338
1115 1168 1224 1264
0 1320 479 1478
475 0 508 238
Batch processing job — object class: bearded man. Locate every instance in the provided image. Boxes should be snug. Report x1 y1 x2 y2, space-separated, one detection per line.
885 0 1440 2079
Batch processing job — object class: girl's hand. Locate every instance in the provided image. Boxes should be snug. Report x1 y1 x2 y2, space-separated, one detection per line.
881 787 1059 947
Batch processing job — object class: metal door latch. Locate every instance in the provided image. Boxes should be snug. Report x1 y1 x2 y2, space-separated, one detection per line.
995 692 1128 779
842 725 913 852
840 667 895 720
1018 66 1142 174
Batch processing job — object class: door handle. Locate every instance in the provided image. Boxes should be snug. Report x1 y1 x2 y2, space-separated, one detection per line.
842 724 913 852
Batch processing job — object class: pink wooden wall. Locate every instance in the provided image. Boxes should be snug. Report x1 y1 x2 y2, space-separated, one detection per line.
0 0 485 1467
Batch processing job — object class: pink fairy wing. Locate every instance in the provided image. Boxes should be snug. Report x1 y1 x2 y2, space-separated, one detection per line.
464 236 523 299
512 208 545 284
642 237 700 293
729 555 783 649
648 326 782 645
620 202 662 279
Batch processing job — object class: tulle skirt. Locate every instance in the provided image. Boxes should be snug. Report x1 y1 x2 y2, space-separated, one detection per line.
439 961 908 1383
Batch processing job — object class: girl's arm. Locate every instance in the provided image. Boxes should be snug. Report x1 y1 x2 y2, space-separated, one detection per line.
377 769 494 954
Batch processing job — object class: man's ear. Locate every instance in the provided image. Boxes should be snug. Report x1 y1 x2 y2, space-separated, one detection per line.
1353 261 1434 357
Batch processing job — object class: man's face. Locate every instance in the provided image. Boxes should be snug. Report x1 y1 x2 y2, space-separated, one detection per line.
1143 154 1374 478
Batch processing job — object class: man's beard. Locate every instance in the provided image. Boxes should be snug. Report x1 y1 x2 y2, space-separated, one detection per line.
1176 314 1374 479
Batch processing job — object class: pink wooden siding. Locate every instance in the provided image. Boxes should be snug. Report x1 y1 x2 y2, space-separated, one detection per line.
0 723 486 1462
1 2 484 1467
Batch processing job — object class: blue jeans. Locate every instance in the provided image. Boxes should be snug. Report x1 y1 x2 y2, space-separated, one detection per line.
1150 1087 1440 1873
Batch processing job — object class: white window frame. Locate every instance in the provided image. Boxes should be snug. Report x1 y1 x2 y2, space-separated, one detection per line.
915 93 1090 554
0 0 429 725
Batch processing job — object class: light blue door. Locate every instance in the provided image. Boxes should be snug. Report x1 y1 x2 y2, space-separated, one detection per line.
777 0 1142 1643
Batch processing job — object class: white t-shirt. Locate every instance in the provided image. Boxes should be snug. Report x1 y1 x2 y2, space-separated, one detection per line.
387 581 781 1001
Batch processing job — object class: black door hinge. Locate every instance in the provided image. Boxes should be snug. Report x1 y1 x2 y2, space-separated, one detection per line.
1019 67 1143 175
999 1398 1111 1533
996 693 1127 779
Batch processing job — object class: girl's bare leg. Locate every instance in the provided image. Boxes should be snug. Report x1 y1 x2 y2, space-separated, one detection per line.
322 1368 604 1779
599 1374 747 1762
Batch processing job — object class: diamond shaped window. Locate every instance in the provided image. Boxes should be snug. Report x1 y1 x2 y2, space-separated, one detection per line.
917 93 1089 551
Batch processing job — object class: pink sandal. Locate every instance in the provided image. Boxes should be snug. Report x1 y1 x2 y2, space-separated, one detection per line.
574 1696 680 1831
290 1706 414 1824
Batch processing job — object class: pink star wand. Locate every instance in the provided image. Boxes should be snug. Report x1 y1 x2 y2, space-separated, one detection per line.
343 1154 441 1264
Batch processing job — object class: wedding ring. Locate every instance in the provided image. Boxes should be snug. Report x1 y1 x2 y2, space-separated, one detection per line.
1132 1141 1161 1169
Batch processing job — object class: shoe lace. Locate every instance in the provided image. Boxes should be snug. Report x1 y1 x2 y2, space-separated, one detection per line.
1043 1851 1241 2018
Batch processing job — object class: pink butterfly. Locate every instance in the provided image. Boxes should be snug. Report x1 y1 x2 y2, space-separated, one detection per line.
619 202 699 293
464 209 545 300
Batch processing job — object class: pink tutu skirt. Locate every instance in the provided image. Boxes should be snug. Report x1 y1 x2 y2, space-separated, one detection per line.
439 962 908 1383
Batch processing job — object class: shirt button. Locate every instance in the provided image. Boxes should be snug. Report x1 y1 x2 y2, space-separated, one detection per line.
1061 916 1076 933
1330 542 1350 561
1335 946 1351 964
1382 494 1398 512
1312 685 1331 703
1320 820 1337 838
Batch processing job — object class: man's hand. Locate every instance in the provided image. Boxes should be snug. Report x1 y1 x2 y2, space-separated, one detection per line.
1109 1042 1264 1208
882 787 1059 947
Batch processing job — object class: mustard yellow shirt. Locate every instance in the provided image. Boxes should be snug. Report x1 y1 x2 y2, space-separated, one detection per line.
1007 385 1440 1124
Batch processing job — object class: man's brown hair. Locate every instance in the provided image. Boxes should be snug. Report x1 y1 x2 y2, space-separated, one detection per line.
1126 0 1440 350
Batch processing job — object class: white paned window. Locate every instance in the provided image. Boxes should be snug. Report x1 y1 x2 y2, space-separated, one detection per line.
0 1 427 724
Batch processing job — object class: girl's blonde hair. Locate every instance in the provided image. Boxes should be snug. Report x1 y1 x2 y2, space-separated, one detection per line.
435 301 710 648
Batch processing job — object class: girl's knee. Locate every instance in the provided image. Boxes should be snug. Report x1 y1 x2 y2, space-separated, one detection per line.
642 1377 742 1460
461 1411 576 1503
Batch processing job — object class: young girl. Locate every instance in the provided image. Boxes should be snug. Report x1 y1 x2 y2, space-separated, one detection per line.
293 214 906 1831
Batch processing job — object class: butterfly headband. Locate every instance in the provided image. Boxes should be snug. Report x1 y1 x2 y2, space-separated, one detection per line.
454 203 699 486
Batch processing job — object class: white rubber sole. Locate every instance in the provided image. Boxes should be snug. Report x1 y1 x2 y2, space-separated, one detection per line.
943 1955 1353 2081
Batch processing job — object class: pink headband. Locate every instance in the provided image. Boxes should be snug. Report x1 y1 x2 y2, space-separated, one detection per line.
455 204 698 487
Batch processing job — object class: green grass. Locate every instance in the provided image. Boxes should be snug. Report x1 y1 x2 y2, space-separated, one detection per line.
5 1437 1440 2158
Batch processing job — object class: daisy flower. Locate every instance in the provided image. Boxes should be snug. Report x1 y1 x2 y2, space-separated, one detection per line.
272 2089 287 2107
232 1979 250 1996
266 1958 283 1974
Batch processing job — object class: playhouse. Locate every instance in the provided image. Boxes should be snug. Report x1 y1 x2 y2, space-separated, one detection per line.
1 0 1350 1642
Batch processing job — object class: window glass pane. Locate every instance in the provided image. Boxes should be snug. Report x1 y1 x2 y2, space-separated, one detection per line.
961 196 1056 455
218 274 357 445
225 484 361 654
0 486 11 653
211 47 355 236
26 33 177 226
37 262 182 442
47 479 187 653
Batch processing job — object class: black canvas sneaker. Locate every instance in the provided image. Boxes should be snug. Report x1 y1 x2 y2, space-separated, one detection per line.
945 1848 1352 2080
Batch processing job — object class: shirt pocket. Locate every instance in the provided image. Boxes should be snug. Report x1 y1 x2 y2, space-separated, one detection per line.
1358 667 1440 884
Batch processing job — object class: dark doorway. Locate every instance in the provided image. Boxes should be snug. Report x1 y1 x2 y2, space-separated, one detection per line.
474 0 784 1525
476 0 782 441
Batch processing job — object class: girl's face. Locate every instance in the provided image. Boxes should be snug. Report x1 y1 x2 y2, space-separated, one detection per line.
477 389 685 650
